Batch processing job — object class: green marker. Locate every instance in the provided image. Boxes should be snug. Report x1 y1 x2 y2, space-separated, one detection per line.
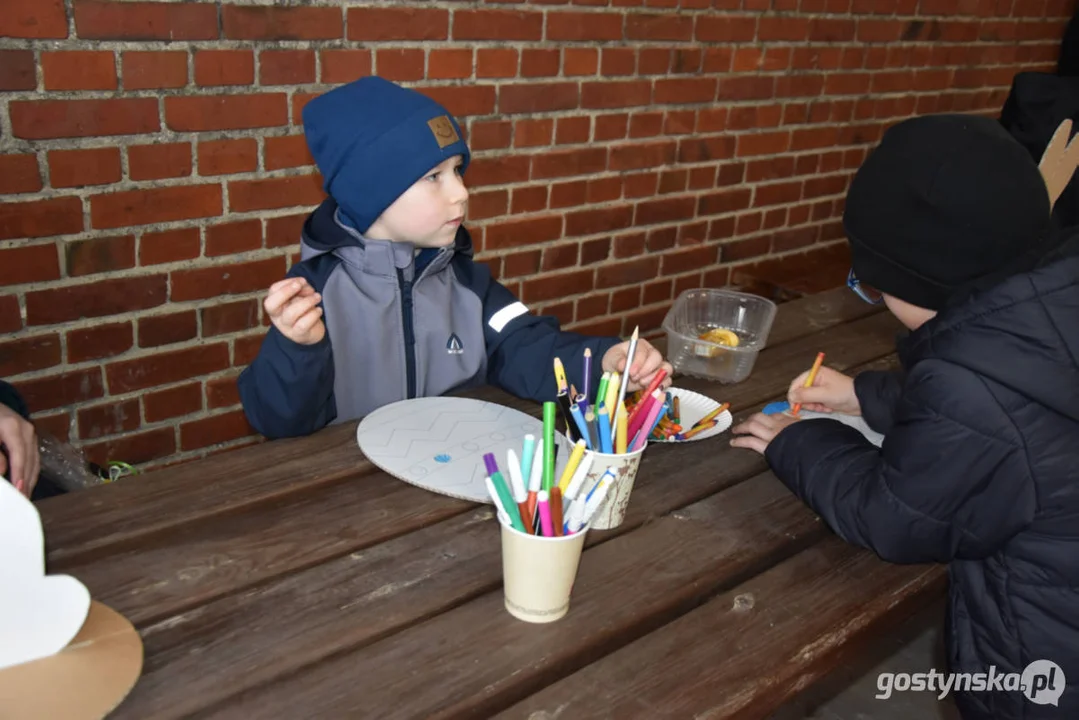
542 401 556 492
595 373 610 412
489 471 524 532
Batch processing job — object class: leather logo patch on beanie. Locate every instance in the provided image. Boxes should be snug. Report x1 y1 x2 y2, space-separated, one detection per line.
428 116 460 148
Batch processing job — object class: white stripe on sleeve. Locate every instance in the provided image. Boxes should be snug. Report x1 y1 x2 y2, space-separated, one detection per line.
488 301 529 333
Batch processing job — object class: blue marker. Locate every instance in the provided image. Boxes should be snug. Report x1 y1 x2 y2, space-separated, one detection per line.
520 434 536 481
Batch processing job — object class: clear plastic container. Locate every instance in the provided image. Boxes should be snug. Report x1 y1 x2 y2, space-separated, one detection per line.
661 288 777 384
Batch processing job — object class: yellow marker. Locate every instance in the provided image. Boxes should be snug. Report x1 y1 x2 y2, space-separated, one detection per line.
553 357 569 394
616 406 628 454
791 352 825 416
557 439 588 493
605 371 620 412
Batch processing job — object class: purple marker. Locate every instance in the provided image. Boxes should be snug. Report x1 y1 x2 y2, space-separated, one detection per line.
483 452 500 477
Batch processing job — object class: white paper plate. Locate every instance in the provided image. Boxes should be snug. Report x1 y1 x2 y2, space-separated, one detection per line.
356 396 572 503
647 386 732 443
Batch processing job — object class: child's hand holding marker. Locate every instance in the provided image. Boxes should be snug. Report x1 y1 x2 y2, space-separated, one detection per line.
602 337 672 394
264 277 326 346
787 365 860 416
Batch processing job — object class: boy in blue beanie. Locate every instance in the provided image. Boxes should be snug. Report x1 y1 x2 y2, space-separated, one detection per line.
732 114 1079 720
239 77 671 438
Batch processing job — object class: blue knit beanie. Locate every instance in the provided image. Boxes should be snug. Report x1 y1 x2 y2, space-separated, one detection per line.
302 77 471 233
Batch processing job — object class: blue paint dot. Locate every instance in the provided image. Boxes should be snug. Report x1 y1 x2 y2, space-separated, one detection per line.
435 454 451 463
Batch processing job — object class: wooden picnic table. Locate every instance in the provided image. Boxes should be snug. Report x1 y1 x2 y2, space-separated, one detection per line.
38 287 946 719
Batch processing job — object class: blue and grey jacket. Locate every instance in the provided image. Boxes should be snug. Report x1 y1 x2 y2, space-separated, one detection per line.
239 198 619 439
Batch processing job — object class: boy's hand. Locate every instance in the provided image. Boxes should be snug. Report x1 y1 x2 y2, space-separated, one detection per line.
730 412 800 455
787 366 860 415
602 338 673 393
265 278 326 346
0 404 39 497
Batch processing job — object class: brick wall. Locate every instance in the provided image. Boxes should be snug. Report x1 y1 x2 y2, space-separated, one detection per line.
0 0 1071 469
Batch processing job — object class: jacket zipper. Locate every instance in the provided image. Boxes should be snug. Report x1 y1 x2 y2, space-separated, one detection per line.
398 269 416 399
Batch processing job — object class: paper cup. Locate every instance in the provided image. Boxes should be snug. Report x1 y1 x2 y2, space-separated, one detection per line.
501 519 588 623
579 443 646 530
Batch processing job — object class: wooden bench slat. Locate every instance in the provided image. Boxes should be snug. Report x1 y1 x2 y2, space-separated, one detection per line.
498 538 946 720
197 473 829 720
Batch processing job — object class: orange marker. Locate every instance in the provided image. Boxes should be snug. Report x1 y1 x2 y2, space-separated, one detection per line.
517 501 534 535
791 352 826 416
550 487 565 537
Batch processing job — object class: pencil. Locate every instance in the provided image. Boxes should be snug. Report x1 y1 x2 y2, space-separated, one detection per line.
614 326 639 425
553 357 569 394
791 352 826 416
582 347 592 403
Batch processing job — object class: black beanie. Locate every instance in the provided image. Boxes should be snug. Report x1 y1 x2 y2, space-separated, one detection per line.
843 114 1053 310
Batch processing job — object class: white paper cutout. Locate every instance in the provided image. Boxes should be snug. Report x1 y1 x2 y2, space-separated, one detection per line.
0 478 91 671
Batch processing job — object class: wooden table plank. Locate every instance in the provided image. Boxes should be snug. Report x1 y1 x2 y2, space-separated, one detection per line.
53 312 901 638
37 286 881 560
497 540 946 720
197 473 830 720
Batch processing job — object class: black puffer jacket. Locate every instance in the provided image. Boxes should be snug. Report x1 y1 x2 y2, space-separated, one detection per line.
767 243 1079 719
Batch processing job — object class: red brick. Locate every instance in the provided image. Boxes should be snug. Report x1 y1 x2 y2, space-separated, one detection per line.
264 135 314 171
454 10 543 40
522 269 594 303
197 139 257 177
678 135 736 163
0 334 61 376
746 157 796 183
42 51 116 91
514 119 554 148
664 110 697 136
222 5 342 40
566 206 634 237
542 243 580 272
467 156 531 187
758 16 810 41
595 114 629 141
662 246 719 275
755 180 803 207
122 51 188 89
609 141 676 171
659 169 689 195
698 188 752 216
485 216 563 250
602 48 636 76
792 127 840 151
67 321 133 363
0 296 22 333
0 198 82 242
91 184 221 229
376 49 424 82
228 175 323 213
736 131 792 157
260 50 315 85
27 275 166 326
77 399 140 440
511 186 548 214
138 308 197 347
416 85 496 117
547 12 623 40
108 342 229 393
638 48 671 75
320 49 372 83
531 147 608 179
2 0 68 38
470 121 513 152
0 50 36 90
207 373 242 409
346 7 448 41
624 172 659 198
143 382 202 422
522 49 560 77
47 147 120 189
0 154 41 194
128 142 192 181
206 219 262 257
696 15 758 42
170 257 286 301
140 227 200 266
588 177 623 204
582 81 651 109
477 49 518 78
234 333 264 366
82 428 176 467
65 235 135 277
194 49 253 87
635 196 695 225
166 94 287 132
654 78 716 105
718 76 776 101
626 13 692 40
30 411 69 442
858 18 904 42
15 369 104 413
74 0 216 40
564 48 599 76
11 99 159 140
500 83 579 114
180 409 254 450
556 117 591 145
202 299 259 336
266 213 307 248
429 49 472 80
595 257 660 289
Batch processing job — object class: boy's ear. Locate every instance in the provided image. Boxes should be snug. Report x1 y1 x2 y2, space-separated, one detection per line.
1038 119 1079 210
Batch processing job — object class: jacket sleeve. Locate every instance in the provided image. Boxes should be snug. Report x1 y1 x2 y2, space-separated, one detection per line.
236 263 337 440
0 380 29 419
854 370 904 434
764 359 1035 564
480 277 620 403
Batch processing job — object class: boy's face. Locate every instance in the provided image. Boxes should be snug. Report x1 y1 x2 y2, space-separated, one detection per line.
883 294 937 331
365 155 468 249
